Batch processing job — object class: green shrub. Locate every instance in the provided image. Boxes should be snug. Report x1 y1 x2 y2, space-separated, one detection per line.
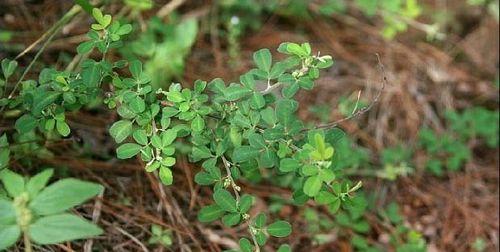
0 7 361 251
0 168 103 251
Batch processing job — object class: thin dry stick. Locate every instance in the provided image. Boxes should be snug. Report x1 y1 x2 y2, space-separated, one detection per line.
2 5 81 108
314 53 388 130
113 225 150 252
157 0 186 18
83 190 104 252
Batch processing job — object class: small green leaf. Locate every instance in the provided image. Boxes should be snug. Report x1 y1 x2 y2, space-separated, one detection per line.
1 59 17 80
29 214 103 244
159 166 173 185
76 41 95 54
129 60 142 79
232 146 260 163
198 204 224 222
239 238 253 252
191 115 205 132
15 114 37 133
222 213 241 226
0 199 16 224
0 169 24 198
277 244 292 252
26 169 54 199
279 158 300 172
0 225 20 251
248 133 266 149
109 120 133 143
224 85 252 101
250 92 266 109
32 91 60 116
56 120 71 137
253 49 272 72
238 194 254 213
267 220 292 237
303 175 322 197
213 189 238 213
133 130 148 145
29 178 102 216
161 129 177 146
254 213 267 228
116 143 142 159
167 90 184 103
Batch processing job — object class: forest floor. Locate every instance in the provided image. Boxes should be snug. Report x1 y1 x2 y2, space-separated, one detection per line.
0 0 498 251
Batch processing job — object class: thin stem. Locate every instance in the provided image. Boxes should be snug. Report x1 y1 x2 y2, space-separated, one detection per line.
23 232 32 252
312 53 388 131
221 155 240 201
1 5 81 114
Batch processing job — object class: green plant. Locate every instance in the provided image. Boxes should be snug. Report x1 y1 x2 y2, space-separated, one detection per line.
419 128 471 175
0 5 366 251
0 168 103 251
148 224 173 247
419 107 498 175
119 16 198 89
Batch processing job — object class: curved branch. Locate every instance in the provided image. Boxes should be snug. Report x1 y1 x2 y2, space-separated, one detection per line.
312 53 388 130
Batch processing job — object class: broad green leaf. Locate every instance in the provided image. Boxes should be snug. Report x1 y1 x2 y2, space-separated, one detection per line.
239 238 253 252
133 129 148 145
277 244 292 252
128 96 145 113
167 90 184 103
260 107 276 126
315 191 337 205
109 120 133 143
254 213 267 228
286 43 307 57
29 214 103 244
250 92 266 109
159 166 173 185
1 59 17 80
0 225 20 250
15 114 37 134
267 221 292 237
81 60 100 87
253 49 272 72
222 213 241 226
76 41 95 54
191 115 205 132
29 178 103 216
161 129 177 146
31 91 61 116
318 169 335 183
198 204 224 222
279 158 300 172
0 199 16 224
255 231 267 246
238 194 254 213
26 169 54 199
224 85 252 101
248 133 266 149
56 120 71 137
129 60 142 79
213 189 237 213
232 146 260 163
116 143 142 159
194 172 216 185
191 146 212 160
0 169 24 198
259 149 277 168
303 175 322 197
276 99 298 126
